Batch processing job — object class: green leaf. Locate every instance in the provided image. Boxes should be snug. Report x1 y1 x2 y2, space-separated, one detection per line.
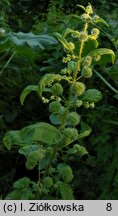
78 122 92 139
19 145 45 170
0 40 11 54
68 61 77 71
3 122 62 149
14 45 37 61
62 28 78 38
57 163 73 183
20 122 62 145
58 182 74 200
93 17 109 27
77 4 86 12
5 191 22 200
13 177 31 189
26 151 42 170
49 114 61 125
18 145 39 156
81 39 99 57
55 33 71 50
3 130 22 150
73 144 88 156
7 32 57 49
25 122 62 145
83 89 102 103
38 74 67 97
89 48 115 64
20 85 38 105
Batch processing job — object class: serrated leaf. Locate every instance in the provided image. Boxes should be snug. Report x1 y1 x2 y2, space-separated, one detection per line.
81 39 99 57
38 74 67 97
78 122 92 139
20 85 38 105
58 182 74 200
89 48 115 64
83 89 102 103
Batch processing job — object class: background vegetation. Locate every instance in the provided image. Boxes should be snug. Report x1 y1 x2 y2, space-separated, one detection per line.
0 0 118 199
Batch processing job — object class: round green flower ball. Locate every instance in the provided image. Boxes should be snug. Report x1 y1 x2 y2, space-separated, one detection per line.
43 177 53 189
79 31 88 41
68 42 75 50
63 128 78 142
70 82 85 96
51 83 63 96
67 112 81 126
49 101 61 114
82 66 93 78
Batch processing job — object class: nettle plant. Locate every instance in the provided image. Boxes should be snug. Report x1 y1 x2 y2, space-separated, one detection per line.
3 4 115 200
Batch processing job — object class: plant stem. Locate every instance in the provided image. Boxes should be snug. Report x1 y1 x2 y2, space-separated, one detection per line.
60 22 89 129
73 22 88 81
44 22 89 174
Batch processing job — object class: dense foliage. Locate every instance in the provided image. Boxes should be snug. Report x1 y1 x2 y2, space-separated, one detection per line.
0 0 118 200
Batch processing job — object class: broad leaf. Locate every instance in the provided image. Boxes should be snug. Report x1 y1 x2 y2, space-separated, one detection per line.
82 39 99 57
83 89 102 103
19 145 39 156
22 122 62 145
19 145 45 170
20 85 38 105
3 122 62 149
13 177 31 189
38 74 68 97
57 163 73 183
78 122 92 139
3 130 22 150
49 114 61 125
68 61 77 71
7 32 57 49
26 151 43 170
58 182 74 200
89 48 115 64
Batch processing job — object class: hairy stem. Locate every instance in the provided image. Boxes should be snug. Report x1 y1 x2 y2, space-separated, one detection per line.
60 22 89 129
73 22 88 81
